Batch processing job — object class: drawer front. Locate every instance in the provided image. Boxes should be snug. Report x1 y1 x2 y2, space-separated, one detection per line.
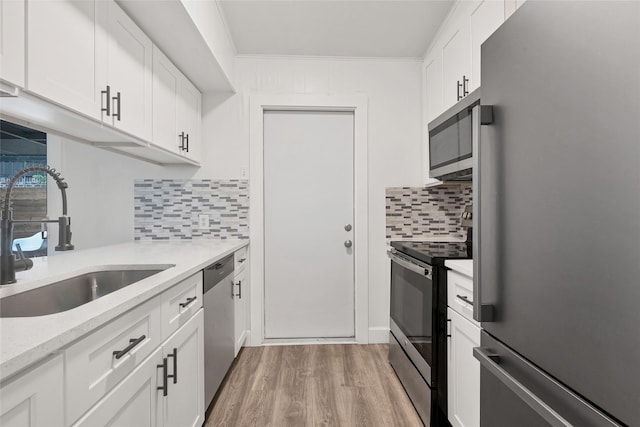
447 270 478 324
65 296 162 425
234 246 248 272
161 272 203 340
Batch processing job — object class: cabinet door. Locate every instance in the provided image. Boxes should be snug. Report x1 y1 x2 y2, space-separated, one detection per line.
177 77 201 162
469 0 504 91
161 310 205 427
447 308 481 427
442 17 471 109
424 53 443 123
0 0 25 87
106 0 152 140
161 272 203 341
72 348 163 427
65 296 162 424
152 45 180 154
27 0 107 120
0 354 64 427
233 268 247 356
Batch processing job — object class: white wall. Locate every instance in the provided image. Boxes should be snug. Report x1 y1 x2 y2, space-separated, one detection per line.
202 56 424 340
46 136 201 251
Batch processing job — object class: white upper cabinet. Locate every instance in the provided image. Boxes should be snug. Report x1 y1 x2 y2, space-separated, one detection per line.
106 0 153 140
424 53 444 124
442 18 471 111
152 45 180 153
27 0 108 121
152 45 202 162
176 77 201 162
469 0 505 91
0 0 25 88
27 0 152 141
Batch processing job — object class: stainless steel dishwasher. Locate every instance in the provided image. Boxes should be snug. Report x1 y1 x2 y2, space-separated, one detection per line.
203 254 235 409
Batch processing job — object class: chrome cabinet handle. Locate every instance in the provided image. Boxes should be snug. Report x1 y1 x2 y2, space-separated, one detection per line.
457 80 463 101
344 240 352 248
167 348 177 384
462 75 469 96
185 133 189 152
112 334 146 359
456 294 474 306
473 347 572 427
344 224 352 231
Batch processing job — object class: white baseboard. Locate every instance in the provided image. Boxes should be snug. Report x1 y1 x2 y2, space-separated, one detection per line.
368 327 390 344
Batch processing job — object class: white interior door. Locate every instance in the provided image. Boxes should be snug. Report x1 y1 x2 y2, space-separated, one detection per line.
263 110 354 339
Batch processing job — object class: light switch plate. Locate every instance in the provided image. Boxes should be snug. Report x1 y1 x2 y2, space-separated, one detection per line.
198 214 209 230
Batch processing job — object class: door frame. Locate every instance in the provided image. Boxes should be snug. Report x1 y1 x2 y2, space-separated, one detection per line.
249 94 369 345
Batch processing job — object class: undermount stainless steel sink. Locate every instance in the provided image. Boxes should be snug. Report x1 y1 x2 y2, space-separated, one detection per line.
0 265 174 318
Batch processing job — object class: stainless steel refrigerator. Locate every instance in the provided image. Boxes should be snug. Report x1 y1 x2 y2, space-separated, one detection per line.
473 1 640 426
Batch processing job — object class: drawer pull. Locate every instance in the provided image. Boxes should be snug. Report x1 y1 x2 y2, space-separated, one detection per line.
112 335 146 359
179 296 197 308
157 357 168 397
167 348 178 384
235 280 242 299
238 258 246 263
456 294 474 306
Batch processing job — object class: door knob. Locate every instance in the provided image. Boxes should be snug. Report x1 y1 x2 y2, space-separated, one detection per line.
344 240 353 248
344 224 352 231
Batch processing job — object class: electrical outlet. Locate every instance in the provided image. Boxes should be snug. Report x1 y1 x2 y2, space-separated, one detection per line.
198 214 209 230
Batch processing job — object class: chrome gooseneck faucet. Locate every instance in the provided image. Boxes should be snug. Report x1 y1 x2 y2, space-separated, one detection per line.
1 165 74 285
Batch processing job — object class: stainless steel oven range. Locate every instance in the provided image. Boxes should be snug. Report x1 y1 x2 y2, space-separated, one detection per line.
388 241 470 426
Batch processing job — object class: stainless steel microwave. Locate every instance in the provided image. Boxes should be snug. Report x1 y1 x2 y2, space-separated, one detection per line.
428 89 484 181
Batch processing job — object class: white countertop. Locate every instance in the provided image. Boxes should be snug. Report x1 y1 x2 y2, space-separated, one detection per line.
0 239 248 382
445 259 473 277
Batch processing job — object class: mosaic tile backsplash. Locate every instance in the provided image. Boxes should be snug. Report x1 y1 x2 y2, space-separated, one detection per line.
134 179 249 240
386 185 472 239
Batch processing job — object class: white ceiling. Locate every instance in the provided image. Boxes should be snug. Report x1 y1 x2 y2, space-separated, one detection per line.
219 0 454 58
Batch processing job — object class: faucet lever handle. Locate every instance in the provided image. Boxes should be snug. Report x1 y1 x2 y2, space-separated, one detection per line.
15 243 26 260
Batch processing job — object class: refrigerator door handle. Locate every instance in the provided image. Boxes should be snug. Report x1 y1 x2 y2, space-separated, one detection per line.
472 104 495 322
473 347 572 427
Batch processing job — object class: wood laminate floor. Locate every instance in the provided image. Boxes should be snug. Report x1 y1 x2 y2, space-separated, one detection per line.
205 344 423 427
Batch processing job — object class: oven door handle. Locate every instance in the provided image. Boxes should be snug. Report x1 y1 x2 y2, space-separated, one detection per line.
388 250 433 278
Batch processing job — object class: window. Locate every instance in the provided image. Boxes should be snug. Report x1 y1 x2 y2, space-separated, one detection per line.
0 120 48 257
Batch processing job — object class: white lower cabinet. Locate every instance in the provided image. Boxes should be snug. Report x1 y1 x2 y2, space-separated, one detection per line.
72 347 163 427
233 246 249 356
233 267 247 356
72 310 204 427
0 354 64 427
447 307 481 427
161 310 204 427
